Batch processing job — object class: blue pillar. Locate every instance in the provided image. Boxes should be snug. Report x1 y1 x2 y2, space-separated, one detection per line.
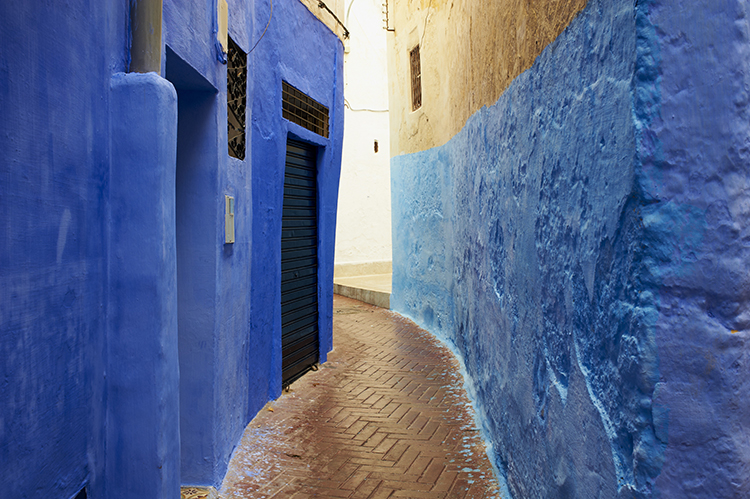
107 72 180 499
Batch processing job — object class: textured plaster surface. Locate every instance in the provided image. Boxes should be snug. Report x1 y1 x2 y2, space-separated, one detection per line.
644 0 750 495
1 0 343 495
108 72 180 498
0 1 128 497
165 0 344 487
393 0 750 496
164 0 257 486
250 0 344 401
386 0 587 155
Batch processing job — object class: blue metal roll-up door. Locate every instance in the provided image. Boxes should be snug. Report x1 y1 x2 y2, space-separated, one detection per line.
281 138 319 386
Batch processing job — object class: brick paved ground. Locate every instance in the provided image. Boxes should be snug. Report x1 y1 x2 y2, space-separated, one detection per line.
219 295 502 499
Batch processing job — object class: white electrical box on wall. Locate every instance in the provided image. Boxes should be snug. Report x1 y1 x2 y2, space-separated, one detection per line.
225 195 235 244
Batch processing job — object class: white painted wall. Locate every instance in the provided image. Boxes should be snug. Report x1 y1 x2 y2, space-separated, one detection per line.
334 0 392 268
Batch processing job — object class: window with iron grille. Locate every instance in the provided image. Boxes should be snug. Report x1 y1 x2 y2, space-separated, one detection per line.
282 81 330 138
410 45 422 111
227 36 247 160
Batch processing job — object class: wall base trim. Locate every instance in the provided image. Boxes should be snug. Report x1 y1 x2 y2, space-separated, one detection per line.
334 260 392 278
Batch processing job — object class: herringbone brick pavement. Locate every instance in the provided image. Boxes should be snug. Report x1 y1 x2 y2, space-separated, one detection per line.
219 295 502 499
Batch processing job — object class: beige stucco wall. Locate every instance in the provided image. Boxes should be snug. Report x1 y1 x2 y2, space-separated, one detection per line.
386 0 587 156
299 0 348 43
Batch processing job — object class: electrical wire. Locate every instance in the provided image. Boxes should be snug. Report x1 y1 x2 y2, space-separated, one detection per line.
249 0 273 54
318 1 350 38
344 98 389 113
346 0 356 26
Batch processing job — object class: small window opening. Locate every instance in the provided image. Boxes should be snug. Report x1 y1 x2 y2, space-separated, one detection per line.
227 36 247 160
410 45 422 111
374 139 379 153
282 81 330 138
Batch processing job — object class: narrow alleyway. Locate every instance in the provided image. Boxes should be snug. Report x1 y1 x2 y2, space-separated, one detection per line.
219 295 501 498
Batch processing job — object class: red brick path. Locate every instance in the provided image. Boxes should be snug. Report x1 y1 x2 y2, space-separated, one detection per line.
219 295 501 499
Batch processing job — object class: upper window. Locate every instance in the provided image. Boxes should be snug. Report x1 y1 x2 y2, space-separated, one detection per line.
410 45 422 111
282 81 330 138
227 36 247 160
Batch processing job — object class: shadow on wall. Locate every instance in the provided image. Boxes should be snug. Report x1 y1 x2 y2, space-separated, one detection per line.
166 46 224 486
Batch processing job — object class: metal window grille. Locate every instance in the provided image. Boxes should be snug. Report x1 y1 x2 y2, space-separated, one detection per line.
227 36 247 160
410 45 422 111
282 81 330 138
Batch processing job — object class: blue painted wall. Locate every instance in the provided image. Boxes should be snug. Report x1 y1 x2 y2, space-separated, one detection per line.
163 0 241 484
391 0 750 496
249 0 344 401
2 0 343 495
0 1 127 498
643 0 750 495
108 72 180 498
164 0 344 488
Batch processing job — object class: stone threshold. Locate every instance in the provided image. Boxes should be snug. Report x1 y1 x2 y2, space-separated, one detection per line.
333 273 391 309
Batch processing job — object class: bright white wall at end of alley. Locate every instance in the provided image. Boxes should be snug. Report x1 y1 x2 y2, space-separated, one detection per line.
335 0 392 267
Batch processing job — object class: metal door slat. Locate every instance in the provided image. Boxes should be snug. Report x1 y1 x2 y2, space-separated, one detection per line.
281 277 317 295
281 287 318 307
281 138 319 386
282 353 319 384
281 266 317 281
281 238 317 251
281 295 317 317
281 321 317 343
280 218 317 229
281 227 316 239
281 259 317 273
281 247 317 261
282 342 318 366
